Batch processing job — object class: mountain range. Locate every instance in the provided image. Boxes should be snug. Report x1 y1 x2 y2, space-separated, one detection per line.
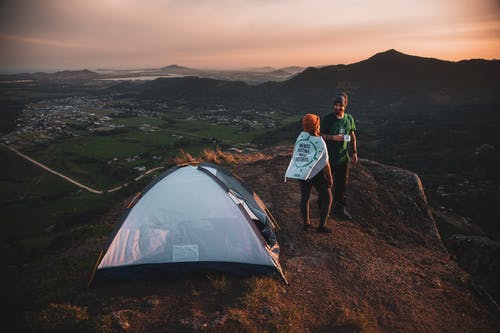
4 49 498 105
0 64 305 85
286 49 499 106
0 69 101 82
111 49 498 112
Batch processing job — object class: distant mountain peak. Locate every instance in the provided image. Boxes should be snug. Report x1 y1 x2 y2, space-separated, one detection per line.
382 48 404 55
279 66 305 75
249 66 276 73
56 69 96 74
361 49 448 67
161 64 191 70
369 49 410 60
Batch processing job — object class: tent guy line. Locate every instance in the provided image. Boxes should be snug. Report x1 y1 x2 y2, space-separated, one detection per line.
0 143 164 194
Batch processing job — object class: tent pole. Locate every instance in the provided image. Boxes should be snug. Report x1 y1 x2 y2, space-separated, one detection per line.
87 250 104 288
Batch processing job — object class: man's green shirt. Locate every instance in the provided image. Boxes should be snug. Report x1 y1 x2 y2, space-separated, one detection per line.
321 113 356 166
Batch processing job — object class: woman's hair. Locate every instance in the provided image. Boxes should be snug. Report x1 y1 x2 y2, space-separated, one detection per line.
303 113 320 136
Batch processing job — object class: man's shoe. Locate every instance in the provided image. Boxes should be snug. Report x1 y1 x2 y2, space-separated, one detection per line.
336 207 352 220
330 205 337 217
303 222 311 231
317 226 332 233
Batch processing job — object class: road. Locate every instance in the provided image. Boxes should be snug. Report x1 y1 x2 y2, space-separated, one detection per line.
0 143 164 194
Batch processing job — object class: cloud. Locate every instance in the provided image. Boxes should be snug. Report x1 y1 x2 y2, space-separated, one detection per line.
0 0 499 70
0 33 88 49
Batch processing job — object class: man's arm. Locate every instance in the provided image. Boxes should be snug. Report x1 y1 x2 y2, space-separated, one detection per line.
321 116 345 142
321 134 345 141
350 131 358 163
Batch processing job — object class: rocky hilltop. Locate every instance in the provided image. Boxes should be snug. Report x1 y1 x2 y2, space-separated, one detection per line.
232 148 498 332
6 148 499 332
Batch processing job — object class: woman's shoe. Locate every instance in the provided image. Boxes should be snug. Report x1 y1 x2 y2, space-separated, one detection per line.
317 226 332 233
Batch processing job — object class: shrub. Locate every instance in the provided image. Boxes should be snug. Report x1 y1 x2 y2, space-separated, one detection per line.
173 149 196 164
172 147 237 165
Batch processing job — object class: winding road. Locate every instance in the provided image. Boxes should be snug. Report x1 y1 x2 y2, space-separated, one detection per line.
1 142 164 194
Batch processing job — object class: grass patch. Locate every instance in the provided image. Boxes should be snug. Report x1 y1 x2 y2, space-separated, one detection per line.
35 303 94 333
224 308 258 332
0 161 120 244
113 116 166 127
243 276 279 304
332 313 377 333
226 276 303 332
172 149 196 164
49 224 113 252
201 147 237 164
173 119 271 144
80 107 115 116
172 147 238 166
49 135 151 160
207 274 231 294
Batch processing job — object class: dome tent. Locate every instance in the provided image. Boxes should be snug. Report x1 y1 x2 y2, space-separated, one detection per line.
89 162 287 285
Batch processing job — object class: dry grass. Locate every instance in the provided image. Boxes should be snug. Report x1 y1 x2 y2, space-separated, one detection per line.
36 303 93 332
201 147 237 164
207 273 231 294
172 147 273 166
224 308 258 332
172 149 196 164
243 276 279 304
333 313 378 333
236 276 303 332
172 147 250 165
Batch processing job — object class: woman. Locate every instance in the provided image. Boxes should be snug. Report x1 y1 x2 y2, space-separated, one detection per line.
285 114 333 233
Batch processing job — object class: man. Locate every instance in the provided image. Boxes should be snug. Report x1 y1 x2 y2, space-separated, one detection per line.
320 92 358 220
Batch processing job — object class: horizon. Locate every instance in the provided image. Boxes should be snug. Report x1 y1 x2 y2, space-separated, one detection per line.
1 49 498 75
1 0 499 73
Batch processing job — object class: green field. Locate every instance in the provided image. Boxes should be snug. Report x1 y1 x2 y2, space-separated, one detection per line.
113 116 166 127
0 113 278 257
0 149 121 248
14 116 274 188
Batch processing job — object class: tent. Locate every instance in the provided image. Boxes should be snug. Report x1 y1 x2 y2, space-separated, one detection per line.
89 162 287 285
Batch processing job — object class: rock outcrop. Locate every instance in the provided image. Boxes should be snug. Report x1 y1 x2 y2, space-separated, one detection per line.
446 235 500 304
231 148 499 332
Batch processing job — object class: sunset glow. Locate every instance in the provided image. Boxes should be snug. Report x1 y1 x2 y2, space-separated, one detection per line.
0 0 499 72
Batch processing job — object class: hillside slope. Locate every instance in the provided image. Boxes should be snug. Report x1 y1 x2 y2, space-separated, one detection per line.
4 148 499 332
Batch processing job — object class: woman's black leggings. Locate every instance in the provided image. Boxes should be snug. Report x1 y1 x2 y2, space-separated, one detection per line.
299 173 332 228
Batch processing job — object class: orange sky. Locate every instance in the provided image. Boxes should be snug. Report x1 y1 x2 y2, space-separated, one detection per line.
0 0 499 72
